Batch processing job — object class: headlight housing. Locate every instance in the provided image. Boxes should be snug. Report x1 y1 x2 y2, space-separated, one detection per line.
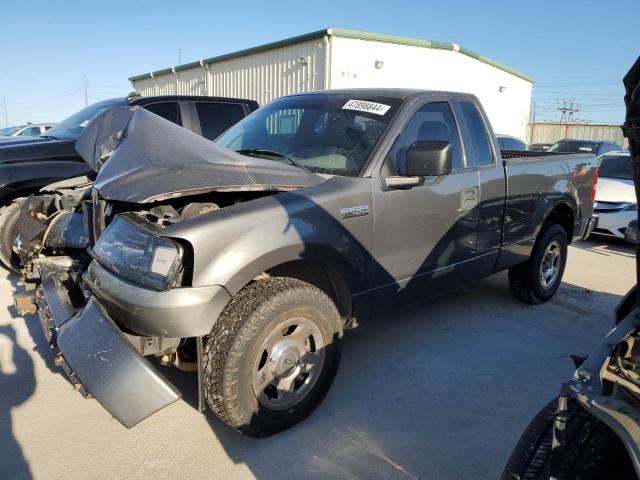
92 214 183 291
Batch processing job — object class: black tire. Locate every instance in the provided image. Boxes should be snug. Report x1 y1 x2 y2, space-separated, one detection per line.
0 198 26 272
509 224 568 304
203 277 342 437
501 398 636 480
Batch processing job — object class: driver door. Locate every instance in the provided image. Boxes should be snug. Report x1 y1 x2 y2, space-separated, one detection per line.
370 100 481 312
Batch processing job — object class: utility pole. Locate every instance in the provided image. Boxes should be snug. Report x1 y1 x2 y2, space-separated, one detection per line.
558 99 580 123
2 97 7 127
83 74 88 107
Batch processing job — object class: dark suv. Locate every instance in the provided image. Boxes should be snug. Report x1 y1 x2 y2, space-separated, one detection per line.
0 94 258 269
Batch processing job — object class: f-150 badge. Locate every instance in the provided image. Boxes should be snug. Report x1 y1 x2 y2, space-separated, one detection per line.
341 205 370 219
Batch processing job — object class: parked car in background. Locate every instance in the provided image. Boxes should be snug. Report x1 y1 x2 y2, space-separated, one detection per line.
625 219 637 246
528 142 552 151
501 56 640 480
0 93 259 270
12 89 597 437
0 123 55 139
496 134 527 151
547 138 622 156
591 151 634 238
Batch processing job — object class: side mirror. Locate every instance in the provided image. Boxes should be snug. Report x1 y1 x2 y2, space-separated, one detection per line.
405 141 453 177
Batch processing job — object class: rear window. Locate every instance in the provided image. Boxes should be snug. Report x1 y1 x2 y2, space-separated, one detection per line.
195 102 246 140
597 155 632 180
459 101 493 166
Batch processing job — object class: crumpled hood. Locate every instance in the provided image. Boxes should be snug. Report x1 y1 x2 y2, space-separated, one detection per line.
595 177 636 203
75 106 324 203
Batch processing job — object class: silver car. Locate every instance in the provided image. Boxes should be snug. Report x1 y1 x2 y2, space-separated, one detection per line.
593 151 635 238
0 123 55 139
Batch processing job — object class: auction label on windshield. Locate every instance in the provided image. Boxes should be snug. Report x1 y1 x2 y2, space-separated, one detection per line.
342 100 390 116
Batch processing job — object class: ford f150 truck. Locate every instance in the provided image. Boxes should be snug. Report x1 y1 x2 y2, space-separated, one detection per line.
0 94 259 271
13 89 597 437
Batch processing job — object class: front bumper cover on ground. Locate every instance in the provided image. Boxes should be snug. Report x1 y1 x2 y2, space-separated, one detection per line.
23 263 181 428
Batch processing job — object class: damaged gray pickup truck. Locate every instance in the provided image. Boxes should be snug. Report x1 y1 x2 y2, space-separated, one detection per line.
13 89 597 436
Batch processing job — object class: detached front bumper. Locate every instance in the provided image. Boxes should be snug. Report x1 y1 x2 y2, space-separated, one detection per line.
18 262 181 428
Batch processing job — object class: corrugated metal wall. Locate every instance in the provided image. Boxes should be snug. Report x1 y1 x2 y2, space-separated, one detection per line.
133 38 327 106
528 122 628 149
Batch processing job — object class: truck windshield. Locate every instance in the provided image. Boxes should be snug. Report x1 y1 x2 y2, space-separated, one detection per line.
547 140 598 153
44 98 126 140
0 127 19 136
597 154 632 180
216 94 401 176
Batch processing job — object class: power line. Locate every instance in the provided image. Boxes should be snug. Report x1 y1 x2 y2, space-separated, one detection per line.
83 74 88 107
557 99 580 123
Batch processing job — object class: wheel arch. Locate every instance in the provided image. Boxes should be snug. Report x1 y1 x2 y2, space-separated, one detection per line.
224 243 359 321
541 200 576 243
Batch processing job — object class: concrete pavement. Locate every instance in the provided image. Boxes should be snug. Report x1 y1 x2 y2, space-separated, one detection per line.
0 237 635 480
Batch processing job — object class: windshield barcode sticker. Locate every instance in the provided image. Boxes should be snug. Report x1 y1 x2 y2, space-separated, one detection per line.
342 100 391 116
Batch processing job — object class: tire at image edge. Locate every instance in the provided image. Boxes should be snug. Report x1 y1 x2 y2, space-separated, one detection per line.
0 198 26 272
501 398 636 480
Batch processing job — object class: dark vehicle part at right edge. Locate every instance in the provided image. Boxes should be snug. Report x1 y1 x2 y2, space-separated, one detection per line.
502 56 640 480
14 89 597 437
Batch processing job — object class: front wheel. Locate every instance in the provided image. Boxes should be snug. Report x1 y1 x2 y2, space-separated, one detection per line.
0 198 27 272
509 224 568 304
203 277 342 437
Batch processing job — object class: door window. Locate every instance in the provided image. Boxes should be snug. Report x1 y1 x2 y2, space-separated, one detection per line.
388 102 464 175
18 126 41 136
459 101 494 166
194 102 246 140
144 102 182 125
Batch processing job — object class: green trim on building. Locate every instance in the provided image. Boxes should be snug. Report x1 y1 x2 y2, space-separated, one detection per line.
128 28 533 84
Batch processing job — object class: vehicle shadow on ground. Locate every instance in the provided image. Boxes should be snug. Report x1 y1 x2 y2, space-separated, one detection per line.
160 271 623 480
0 273 35 480
573 236 635 258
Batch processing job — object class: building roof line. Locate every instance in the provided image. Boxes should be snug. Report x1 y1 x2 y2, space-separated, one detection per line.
128 28 533 83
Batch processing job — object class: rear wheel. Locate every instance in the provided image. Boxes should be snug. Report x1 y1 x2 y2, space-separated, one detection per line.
509 224 568 304
0 198 26 272
501 398 636 480
203 277 342 437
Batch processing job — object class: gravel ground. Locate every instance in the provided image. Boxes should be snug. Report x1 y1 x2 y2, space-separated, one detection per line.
0 237 635 480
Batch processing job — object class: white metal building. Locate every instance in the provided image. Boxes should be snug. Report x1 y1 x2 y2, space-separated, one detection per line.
129 28 533 138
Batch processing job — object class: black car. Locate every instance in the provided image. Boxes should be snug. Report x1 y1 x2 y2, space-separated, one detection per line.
0 94 258 269
547 138 623 156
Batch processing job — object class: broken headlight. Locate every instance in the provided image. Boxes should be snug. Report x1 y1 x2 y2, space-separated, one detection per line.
92 214 183 291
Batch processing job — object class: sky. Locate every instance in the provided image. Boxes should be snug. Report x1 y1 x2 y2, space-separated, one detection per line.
0 0 638 127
